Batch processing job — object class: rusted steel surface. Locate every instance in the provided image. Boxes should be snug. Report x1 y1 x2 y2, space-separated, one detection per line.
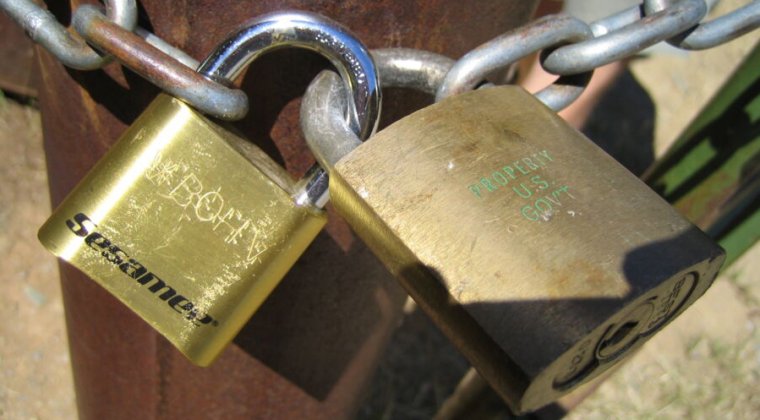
0 10 37 97
73 7 248 120
36 1 539 418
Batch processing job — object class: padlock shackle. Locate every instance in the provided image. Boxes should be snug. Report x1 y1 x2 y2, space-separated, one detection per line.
301 48 454 169
198 10 380 141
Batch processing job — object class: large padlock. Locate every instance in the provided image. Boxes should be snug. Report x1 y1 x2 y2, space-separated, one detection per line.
38 11 380 366
302 50 725 413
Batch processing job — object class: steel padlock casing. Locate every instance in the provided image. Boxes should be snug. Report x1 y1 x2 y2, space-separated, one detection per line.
39 94 326 366
327 86 724 412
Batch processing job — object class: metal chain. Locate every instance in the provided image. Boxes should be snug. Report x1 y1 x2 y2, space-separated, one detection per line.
436 14 595 110
542 0 707 74
72 4 249 120
1 0 759 117
0 0 137 69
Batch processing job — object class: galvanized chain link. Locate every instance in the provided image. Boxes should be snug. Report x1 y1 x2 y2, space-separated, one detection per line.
1 0 759 117
542 0 707 75
0 0 137 69
437 14 595 111
671 0 760 49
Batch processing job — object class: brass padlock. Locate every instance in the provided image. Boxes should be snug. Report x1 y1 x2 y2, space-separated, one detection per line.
302 52 724 413
38 11 380 366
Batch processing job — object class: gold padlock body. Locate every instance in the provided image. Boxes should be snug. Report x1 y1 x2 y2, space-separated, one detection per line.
329 87 724 413
39 95 326 366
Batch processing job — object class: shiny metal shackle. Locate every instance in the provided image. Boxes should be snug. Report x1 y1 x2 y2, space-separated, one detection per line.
302 48 454 170
197 10 381 141
437 14 594 111
0 0 137 70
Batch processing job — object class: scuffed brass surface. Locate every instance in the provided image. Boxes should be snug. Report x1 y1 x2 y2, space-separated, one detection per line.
38 95 326 366
330 86 724 413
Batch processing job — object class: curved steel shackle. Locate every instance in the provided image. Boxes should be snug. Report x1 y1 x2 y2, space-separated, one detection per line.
197 10 381 141
0 0 137 70
302 48 454 171
194 10 381 209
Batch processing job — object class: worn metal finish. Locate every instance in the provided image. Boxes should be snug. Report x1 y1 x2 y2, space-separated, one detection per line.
303 39 591 172
194 9 383 208
0 0 136 69
7 0 760 97
135 27 200 69
5 1 755 120
542 0 707 75
322 87 725 413
37 1 539 418
74 6 383 128
372 48 454 97
39 95 327 365
437 15 594 111
39 9 382 365
73 5 249 121
302 49 454 170
302 72 359 169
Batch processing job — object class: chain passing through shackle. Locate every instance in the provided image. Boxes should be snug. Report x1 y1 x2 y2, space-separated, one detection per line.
197 10 381 141
301 15 598 169
2 0 758 113
36 10 381 365
196 10 381 207
303 48 454 169
300 45 725 413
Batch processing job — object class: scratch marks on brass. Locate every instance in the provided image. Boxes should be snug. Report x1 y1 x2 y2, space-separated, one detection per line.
144 154 270 265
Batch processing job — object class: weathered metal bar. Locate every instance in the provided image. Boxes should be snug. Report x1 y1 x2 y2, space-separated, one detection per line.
643 41 760 267
72 5 249 121
0 10 37 97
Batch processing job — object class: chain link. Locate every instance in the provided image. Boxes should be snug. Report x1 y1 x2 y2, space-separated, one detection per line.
0 0 136 69
670 1 760 49
542 0 707 74
1 0 759 117
437 15 594 111
302 48 455 169
73 4 249 120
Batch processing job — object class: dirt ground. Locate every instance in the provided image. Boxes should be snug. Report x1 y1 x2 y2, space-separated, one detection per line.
1 1 758 418
567 2 760 416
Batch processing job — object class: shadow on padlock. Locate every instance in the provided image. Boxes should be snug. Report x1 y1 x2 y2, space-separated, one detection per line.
234 228 407 401
227 48 410 401
386 224 722 415
40 21 409 407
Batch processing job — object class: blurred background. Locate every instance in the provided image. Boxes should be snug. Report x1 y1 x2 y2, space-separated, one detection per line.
1 0 758 418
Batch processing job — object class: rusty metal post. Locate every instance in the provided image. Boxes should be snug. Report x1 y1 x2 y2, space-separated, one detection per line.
36 1 539 418
0 10 37 97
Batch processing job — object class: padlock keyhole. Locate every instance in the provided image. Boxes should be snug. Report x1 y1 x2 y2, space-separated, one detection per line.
605 321 639 348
